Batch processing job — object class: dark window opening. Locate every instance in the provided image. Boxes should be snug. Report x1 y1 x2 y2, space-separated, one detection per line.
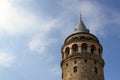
81 43 87 53
66 63 68 67
85 59 87 63
91 49 95 54
83 48 87 53
73 66 77 73
72 44 78 53
65 47 70 56
94 67 98 74
74 48 78 53
91 45 96 54
74 60 77 64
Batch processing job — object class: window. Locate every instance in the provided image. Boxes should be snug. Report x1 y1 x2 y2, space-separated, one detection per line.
73 66 77 73
66 63 68 67
83 48 87 53
74 48 78 53
65 47 70 56
81 43 87 53
94 67 98 74
74 60 77 64
84 59 87 63
91 45 96 54
72 44 78 53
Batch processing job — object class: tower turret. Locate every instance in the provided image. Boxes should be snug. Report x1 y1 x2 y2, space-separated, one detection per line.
61 16 105 80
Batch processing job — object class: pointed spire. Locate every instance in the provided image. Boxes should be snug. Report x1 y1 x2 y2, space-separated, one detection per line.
74 14 89 33
80 13 82 21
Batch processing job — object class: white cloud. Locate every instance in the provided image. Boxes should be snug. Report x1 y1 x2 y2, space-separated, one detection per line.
28 35 57 55
0 0 60 56
0 0 32 35
0 0 60 55
0 0 58 36
0 52 15 68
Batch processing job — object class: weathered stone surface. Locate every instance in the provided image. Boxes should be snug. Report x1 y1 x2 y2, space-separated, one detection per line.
61 20 104 80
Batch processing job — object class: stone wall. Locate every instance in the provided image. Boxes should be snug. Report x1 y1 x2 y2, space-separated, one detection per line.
61 32 104 80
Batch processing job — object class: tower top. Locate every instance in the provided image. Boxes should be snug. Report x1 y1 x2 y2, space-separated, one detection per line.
74 14 89 33
80 13 82 20
61 15 104 80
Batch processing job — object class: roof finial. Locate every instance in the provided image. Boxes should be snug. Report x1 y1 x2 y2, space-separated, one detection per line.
80 13 82 21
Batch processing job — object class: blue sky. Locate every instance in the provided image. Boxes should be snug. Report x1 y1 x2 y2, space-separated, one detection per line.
0 0 120 80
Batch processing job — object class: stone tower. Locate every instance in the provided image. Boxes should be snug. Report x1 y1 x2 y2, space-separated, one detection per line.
61 16 105 80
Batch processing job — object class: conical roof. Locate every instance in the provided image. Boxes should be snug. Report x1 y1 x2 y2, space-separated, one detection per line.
74 15 89 33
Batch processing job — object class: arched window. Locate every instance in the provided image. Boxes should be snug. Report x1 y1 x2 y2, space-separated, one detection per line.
81 43 87 53
73 66 77 73
91 45 96 54
94 67 98 74
72 44 78 53
65 47 70 56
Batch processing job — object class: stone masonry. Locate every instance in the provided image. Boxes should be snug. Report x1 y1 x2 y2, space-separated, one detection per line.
61 16 105 80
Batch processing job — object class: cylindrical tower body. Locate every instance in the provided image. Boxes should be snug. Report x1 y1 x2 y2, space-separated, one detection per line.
61 17 105 80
